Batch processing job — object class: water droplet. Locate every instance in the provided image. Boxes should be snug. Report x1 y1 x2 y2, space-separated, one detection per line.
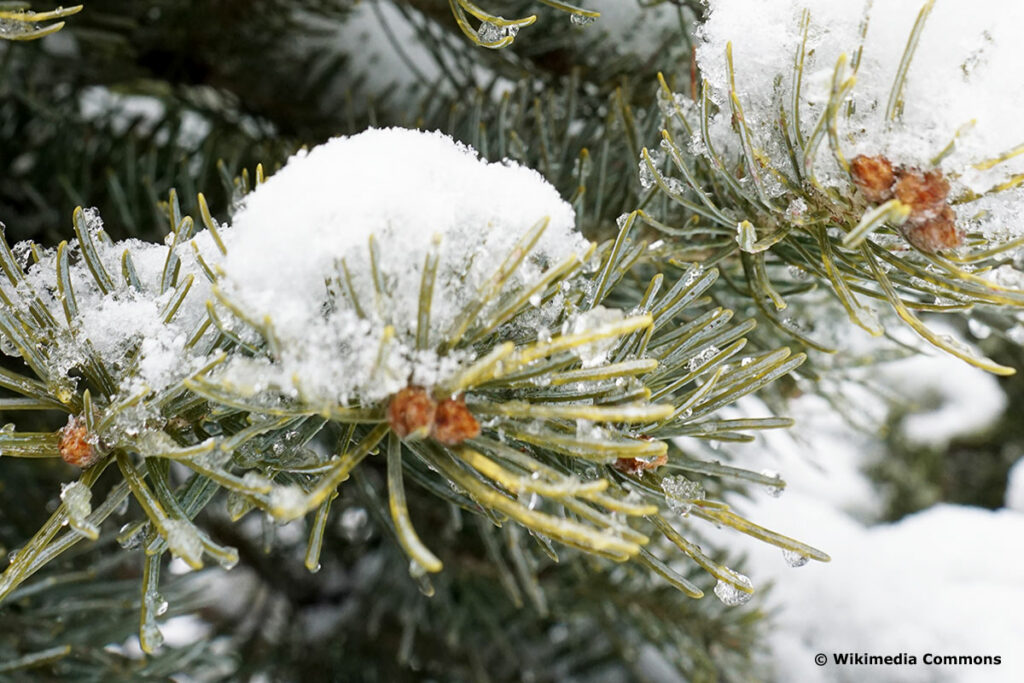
118 523 146 550
570 13 596 26
638 159 655 189
787 265 810 281
687 345 719 372
713 573 754 606
140 621 164 652
660 475 705 515
519 490 540 511
0 332 20 357
760 469 784 497
409 559 427 579
783 549 810 568
476 21 502 43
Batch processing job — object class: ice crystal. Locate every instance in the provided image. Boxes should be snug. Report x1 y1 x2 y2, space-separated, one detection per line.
783 549 811 568
713 573 754 606
660 475 706 515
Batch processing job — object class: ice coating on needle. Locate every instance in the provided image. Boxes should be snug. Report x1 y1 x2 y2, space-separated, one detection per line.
696 0 1024 237
211 127 588 405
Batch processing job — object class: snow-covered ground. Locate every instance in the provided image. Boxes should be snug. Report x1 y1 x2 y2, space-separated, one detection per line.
698 351 1024 683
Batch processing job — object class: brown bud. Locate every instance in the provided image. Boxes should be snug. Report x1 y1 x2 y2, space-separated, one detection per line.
612 454 668 476
893 168 949 219
902 205 963 253
432 394 480 446
850 155 896 203
387 386 436 440
59 415 99 468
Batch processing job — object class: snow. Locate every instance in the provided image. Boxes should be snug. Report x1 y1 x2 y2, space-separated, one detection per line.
739 499 1024 683
1007 458 1024 512
689 347 1021 682
8 210 215 409
695 0 1024 238
854 341 1006 449
327 0 443 93
79 86 212 150
1 128 588 428
585 0 679 58
209 127 588 406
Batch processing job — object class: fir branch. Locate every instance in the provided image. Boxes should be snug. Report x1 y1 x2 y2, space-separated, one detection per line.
647 35 1024 374
0 158 821 647
0 3 80 41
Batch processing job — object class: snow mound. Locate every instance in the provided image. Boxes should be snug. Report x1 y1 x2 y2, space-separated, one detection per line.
212 127 588 405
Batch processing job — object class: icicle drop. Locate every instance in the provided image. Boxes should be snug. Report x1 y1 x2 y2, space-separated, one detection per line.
638 159 655 189
760 469 785 497
783 549 810 568
687 345 719 372
118 523 146 550
477 21 502 43
660 475 705 515
713 573 754 606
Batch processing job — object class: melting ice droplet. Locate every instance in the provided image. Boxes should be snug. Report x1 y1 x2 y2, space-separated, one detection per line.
162 519 203 568
713 573 754 606
61 481 99 539
760 469 784 497
476 21 502 43
638 158 655 189
660 474 705 515
783 549 810 568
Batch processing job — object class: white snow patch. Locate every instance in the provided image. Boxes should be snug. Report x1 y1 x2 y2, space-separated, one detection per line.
860 344 1006 448
79 86 212 150
1006 457 1024 512
734 496 1024 683
11 210 215 407
210 127 587 405
694 351 1019 682
586 0 679 58
327 1 442 91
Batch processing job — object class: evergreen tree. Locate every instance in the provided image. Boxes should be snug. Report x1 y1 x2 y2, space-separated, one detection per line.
1 2 1021 680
